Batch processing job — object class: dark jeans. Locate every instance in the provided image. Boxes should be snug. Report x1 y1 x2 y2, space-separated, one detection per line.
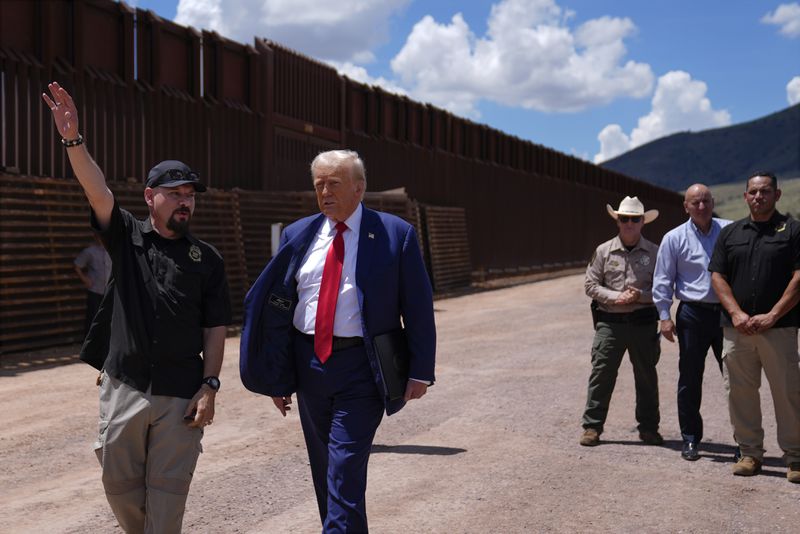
85 291 103 337
582 320 661 433
676 302 723 444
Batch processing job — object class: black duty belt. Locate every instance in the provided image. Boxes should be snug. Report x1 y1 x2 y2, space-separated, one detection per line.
297 332 364 352
681 301 721 312
595 306 658 325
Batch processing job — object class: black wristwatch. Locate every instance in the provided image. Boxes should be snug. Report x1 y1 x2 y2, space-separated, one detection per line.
202 376 221 391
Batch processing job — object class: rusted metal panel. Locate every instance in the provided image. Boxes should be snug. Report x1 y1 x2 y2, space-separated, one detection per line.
137 10 200 95
269 40 340 132
0 0 40 56
423 205 471 291
346 79 367 133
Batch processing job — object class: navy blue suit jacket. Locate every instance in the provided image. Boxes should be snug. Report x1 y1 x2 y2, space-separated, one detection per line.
240 205 436 415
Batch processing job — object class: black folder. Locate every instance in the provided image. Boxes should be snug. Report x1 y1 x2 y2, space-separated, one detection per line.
372 329 410 401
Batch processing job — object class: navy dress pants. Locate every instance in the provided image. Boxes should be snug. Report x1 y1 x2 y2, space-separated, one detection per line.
675 302 723 444
295 334 384 533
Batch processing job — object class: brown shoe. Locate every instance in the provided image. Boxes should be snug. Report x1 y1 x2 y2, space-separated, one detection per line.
732 456 762 476
580 428 600 446
788 463 800 484
639 430 664 446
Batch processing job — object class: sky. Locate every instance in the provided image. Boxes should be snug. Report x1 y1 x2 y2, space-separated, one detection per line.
128 0 799 164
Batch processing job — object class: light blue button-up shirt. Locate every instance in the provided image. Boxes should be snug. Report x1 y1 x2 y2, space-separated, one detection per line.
652 217 732 321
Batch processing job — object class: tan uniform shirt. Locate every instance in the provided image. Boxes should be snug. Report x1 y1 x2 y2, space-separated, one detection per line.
585 235 658 314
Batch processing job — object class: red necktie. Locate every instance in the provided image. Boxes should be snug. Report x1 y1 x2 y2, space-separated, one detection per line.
314 222 347 363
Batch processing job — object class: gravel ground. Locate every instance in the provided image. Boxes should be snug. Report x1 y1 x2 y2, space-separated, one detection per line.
1 273 798 533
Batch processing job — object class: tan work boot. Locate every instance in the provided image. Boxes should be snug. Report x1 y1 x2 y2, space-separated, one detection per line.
788 463 800 484
732 456 762 476
580 428 600 446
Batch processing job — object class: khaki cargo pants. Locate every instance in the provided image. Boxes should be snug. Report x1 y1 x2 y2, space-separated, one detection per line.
722 327 800 464
95 373 203 534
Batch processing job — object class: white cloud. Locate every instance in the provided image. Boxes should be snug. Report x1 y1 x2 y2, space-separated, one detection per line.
595 125 632 163
761 3 800 38
594 71 731 163
570 148 590 161
175 0 409 63
390 0 654 117
327 62 408 96
789 76 800 104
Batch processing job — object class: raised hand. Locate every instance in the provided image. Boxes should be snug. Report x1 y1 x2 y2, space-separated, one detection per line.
42 81 80 140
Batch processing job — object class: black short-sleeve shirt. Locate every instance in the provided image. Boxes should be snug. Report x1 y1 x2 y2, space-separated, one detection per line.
80 201 232 398
708 211 800 328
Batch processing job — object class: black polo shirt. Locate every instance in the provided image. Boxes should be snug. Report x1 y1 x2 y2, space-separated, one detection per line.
80 201 232 398
708 211 800 328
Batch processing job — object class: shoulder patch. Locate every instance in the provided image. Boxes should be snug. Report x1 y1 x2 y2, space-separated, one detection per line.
189 244 202 262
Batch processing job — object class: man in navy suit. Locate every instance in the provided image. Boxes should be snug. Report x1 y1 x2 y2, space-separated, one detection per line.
240 149 436 532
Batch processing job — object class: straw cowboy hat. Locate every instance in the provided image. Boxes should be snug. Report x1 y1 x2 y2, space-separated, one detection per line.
606 196 659 224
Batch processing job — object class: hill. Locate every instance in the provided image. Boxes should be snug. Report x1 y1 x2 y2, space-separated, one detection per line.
601 104 800 190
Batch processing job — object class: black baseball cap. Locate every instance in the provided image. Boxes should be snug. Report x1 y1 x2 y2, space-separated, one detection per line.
145 160 207 192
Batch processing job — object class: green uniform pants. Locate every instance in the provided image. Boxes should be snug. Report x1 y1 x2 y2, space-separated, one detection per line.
582 320 661 433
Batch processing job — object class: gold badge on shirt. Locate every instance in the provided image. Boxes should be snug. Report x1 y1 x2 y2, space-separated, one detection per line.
189 244 202 263
776 222 787 233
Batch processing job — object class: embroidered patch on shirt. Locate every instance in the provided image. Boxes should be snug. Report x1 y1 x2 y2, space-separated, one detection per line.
640 256 651 266
189 244 202 262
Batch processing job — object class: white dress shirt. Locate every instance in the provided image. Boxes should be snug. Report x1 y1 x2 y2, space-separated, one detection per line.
293 204 363 337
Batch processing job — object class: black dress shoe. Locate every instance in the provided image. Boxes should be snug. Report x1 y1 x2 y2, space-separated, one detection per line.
681 441 700 461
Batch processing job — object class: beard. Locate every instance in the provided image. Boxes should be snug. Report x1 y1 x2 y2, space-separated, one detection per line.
167 209 192 236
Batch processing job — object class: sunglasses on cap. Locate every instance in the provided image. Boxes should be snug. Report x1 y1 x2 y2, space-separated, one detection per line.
146 167 206 192
157 168 200 183
618 216 642 223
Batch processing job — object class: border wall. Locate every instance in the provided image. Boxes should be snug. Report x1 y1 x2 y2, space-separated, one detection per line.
0 0 685 354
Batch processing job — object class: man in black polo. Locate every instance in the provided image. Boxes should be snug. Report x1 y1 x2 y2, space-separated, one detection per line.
44 82 232 531
709 171 800 483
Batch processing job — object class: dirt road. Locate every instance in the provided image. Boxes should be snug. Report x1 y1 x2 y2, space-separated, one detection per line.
1 274 798 533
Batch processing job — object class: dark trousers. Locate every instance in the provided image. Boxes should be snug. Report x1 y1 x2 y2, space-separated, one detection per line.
294 334 384 533
582 320 661 433
675 302 723 444
85 290 103 336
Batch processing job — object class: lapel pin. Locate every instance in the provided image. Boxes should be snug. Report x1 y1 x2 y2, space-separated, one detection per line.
368 233 375 239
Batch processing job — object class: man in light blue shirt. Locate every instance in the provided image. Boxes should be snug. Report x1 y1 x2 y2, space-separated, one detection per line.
653 184 732 461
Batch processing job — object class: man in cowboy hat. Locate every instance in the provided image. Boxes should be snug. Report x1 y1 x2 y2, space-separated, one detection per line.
581 196 663 447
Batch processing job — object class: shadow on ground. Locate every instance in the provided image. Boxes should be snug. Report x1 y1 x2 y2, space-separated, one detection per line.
372 444 467 455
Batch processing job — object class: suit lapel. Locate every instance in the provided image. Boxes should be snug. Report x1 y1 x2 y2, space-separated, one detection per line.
284 214 325 285
356 205 378 289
